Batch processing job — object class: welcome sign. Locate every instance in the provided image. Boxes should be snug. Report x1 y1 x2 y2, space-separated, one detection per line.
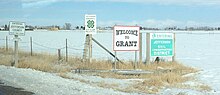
113 26 140 51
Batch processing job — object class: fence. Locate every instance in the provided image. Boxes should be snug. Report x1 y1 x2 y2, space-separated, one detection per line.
0 36 84 62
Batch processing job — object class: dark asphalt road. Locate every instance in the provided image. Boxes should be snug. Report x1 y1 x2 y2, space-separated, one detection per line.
0 81 34 95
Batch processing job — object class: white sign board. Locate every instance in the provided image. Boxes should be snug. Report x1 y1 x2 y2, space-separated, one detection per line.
113 26 140 51
9 21 25 36
150 33 174 57
85 14 96 34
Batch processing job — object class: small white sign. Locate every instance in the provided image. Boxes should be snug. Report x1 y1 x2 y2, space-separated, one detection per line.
9 21 25 36
113 26 140 51
85 14 96 34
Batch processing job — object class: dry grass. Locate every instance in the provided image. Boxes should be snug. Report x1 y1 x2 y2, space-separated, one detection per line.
97 81 119 89
198 85 212 91
0 48 71 73
130 72 190 94
0 48 13 66
0 47 210 94
68 58 113 70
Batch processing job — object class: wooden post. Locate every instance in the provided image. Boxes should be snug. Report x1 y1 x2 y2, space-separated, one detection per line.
134 51 137 69
66 38 68 62
139 33 142 66
92 37 123 63
146 33 150 64
83 34 90 62
58 49 61 61
89 34 92 63
30 37 33 56
114 51 117 70
172 33 176 62
6 36 8 51
14 35 19 67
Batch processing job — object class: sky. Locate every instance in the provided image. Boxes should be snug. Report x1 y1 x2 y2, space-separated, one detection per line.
0 0 220 28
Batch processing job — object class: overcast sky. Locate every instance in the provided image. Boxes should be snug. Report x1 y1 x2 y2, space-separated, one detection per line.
0 0 220 28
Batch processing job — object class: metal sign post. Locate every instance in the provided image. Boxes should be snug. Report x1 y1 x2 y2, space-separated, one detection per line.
9 21 25 66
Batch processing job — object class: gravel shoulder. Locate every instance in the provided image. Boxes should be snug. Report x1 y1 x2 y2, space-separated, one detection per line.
0 65 131 95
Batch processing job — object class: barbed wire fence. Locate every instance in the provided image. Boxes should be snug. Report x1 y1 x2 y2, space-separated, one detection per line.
0 36 85 62
0 35 136 63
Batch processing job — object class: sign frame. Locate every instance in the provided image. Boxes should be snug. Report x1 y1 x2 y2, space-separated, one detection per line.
150 33 174 57
9 21 25 36
85 14 96 34
113 25 140 51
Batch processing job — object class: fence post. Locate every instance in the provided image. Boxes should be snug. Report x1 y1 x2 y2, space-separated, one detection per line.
6 36 8 51
58 49 61 61
89 34 92 63
66 38 68 62
30 37 33 56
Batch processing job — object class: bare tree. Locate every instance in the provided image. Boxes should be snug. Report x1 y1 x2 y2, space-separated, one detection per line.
65 23 71 30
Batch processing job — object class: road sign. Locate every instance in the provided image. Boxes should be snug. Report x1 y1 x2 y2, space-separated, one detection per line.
113 26 140 51
150 33 174 56
9 21 25 36
85 14 96 34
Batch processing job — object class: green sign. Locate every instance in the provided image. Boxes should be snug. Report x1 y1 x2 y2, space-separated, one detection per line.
87 20 94 28
150 33 174 56
85 14 96 34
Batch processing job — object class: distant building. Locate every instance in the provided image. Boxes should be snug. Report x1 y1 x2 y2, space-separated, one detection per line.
49 27 59 31
0 26 4 30
25 25 34 31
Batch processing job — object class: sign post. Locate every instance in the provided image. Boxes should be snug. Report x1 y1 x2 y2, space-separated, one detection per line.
113 26 140 69
150 33 174 60
146 33 150 64
85 14 96 63
9 21 25 66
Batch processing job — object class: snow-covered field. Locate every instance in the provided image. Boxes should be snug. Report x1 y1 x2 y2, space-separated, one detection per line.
1 30 220 94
